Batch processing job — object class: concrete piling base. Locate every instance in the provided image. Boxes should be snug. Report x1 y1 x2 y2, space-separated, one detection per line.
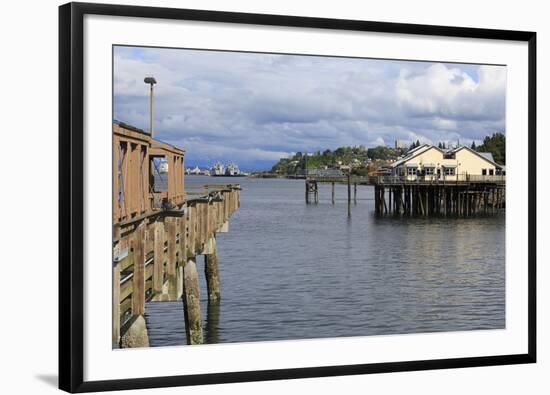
182 258 203 345
204 238 221 302
120 315 150 348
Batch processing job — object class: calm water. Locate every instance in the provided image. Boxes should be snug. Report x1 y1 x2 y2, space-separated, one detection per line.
144 176 505 346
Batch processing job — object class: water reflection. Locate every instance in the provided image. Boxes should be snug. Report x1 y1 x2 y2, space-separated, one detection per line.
205 302 220 344
146 176 505 346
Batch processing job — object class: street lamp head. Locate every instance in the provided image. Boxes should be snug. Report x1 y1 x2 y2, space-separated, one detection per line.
144 76 157 85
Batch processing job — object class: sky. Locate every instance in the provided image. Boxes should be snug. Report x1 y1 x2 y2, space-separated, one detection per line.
114 46 506 171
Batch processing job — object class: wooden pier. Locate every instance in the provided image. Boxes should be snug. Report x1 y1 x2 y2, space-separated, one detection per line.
305 175 505 217
113 122 240 347
306 175 368 217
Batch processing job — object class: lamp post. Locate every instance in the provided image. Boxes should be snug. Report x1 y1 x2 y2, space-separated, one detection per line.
144 76 157 138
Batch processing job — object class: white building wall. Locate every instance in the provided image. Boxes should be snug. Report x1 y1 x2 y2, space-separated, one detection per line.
455 148 498 177
393 146 500 181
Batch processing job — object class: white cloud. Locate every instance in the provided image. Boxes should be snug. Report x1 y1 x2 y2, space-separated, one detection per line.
114 47 506 170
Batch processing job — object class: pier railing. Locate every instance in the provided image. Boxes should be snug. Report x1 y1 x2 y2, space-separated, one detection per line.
306 175 371 184
306 174 506 185
375 175 506 185
113 184 240 347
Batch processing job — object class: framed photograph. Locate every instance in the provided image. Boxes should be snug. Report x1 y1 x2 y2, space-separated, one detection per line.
59 2 536 392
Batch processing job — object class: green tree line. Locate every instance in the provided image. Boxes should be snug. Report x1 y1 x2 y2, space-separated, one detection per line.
475 132 505 165
269 132 505 175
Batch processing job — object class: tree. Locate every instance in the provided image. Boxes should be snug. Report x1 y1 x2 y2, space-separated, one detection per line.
409 140 420 151
477 132 505 165
471 141 477 150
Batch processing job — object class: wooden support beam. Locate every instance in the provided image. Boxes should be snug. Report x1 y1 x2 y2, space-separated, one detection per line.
314 181 319 204
182 257 203 345
177 263 184 300
347 174 351 217
112 260 121 347
152 220 164 295
179 211 187 265
376 187 379 214
204 237 221 302
166 217 177 300
187 205 196 257
418 187 425 216
131 223 146 316
426 188 430 215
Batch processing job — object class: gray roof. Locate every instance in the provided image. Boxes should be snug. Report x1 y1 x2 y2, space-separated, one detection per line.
478 152 494 162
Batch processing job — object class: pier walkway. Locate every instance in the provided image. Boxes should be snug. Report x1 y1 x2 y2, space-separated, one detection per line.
113 122 240 347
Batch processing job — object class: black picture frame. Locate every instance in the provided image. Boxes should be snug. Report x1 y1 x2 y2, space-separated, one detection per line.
59 2 537 392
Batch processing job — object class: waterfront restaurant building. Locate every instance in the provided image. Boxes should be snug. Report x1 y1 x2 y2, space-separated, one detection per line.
390 144 505 181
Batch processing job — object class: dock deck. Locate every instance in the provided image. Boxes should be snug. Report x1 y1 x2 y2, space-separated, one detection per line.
113 122 240 347
304 174 505 217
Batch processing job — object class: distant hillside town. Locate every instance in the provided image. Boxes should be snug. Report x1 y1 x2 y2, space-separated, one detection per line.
269 133 505 177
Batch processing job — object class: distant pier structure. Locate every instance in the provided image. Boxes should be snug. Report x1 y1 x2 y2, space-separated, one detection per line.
112 122 240 347
305 174 505 217
372 176 505 216
305 144 506 217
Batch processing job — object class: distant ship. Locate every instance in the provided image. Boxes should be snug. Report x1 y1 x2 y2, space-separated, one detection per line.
185 166 210 176
210 161 247 177
211 162 225 176
225 162 245 176
158 161 168 174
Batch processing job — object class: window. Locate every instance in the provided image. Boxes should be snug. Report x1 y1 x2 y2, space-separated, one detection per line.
407 167 417 176
151 156 168 192
489 169 494 175
444 167 455 176
425 167 434 175
482 169 487 176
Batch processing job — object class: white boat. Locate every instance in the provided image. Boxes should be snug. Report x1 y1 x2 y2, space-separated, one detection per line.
225 162 246 176
186 166 211 176
211 162 225 176
158 161 168 174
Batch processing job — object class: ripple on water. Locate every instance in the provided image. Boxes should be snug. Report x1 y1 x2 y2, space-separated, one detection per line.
145 177 505 346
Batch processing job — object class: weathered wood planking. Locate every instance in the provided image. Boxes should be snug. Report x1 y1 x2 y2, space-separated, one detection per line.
113 187 240 346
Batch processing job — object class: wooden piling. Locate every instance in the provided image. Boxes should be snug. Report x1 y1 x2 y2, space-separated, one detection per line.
204 237 221 302
131 223 146 316
166 217 177 300
182 257 203 345
177 264 184 300
331 182 335 204
188 205 196 256
152 220 164 295
315 182 319 203
179 210 187 265
347 174 351 217
112 260 121 347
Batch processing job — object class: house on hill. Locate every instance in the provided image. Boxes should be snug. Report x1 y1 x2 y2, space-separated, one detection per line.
390 144 505 181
